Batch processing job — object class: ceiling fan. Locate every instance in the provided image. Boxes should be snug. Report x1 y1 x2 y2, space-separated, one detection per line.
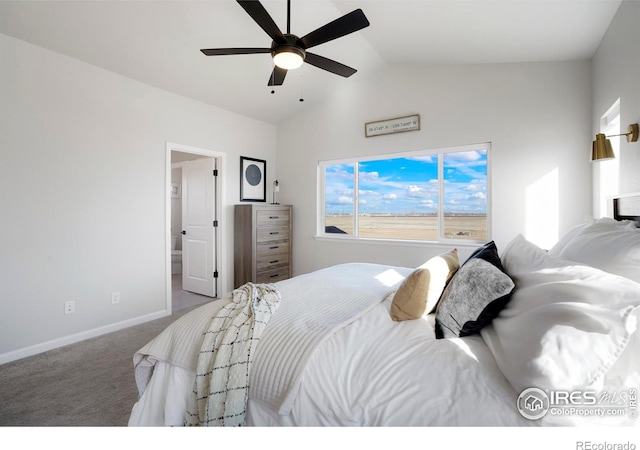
201 0 370 86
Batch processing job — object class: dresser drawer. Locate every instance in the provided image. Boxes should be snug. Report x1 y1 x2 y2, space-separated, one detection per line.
256 266 290 284
256 210 290 226
256 226 290 243
256 241 290 257
256 253 290 271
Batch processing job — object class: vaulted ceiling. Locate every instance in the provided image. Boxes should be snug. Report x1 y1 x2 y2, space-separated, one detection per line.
0 1 622 124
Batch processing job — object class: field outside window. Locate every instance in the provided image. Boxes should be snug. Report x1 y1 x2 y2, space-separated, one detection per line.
320 144 489 243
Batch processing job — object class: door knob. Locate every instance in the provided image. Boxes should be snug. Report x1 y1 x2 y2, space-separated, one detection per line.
181 230 186 235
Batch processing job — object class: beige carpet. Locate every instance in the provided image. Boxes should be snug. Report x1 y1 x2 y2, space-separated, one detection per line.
0 302 209 426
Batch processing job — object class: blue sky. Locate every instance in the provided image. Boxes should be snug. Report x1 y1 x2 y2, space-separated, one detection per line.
324 150 487 215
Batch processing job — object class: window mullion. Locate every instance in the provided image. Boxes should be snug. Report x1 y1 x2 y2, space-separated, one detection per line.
354 162 359 237
438 153 444 240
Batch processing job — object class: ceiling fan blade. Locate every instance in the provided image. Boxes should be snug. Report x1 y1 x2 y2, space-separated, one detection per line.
267 66 288 86
200 48 271 56
237 0 286 43
299 9 370 49
304 52 357 78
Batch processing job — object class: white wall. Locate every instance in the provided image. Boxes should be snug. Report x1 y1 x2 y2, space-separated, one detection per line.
0 34 276 362
276 61 593 276
592 0 640 200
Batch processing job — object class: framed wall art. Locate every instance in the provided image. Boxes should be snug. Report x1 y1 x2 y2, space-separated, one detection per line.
240 156 266 202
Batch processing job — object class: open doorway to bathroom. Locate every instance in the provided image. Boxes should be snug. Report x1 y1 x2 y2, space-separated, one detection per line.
166 142 226 314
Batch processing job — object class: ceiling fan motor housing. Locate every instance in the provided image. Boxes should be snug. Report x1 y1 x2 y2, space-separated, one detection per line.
271 34 306 62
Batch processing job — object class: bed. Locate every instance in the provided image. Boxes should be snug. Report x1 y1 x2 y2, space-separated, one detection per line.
128 196 640 427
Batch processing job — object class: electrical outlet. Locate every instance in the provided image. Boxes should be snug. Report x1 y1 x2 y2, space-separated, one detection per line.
111 292 120 304
64 301 75 315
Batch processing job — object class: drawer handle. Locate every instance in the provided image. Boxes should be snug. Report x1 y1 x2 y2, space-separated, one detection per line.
269 216 279 219
270 274 280 278
270 260 279 264
269 231 280 235
269 246 279 249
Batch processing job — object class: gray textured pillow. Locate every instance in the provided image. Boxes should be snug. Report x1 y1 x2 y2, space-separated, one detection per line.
434 241 515 339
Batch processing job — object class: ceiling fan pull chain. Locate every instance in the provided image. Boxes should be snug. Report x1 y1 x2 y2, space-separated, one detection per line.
271 64 276 94
299 74 304 102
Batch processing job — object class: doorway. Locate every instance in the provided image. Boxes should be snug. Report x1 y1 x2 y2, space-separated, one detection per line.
166 142 226 314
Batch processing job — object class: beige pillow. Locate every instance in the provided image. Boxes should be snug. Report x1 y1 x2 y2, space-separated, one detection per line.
390 249 459 321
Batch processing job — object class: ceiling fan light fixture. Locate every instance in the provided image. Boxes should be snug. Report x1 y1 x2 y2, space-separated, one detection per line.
273 46 305 70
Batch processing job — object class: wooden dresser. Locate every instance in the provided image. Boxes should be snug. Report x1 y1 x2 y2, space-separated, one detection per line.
234 204 292 288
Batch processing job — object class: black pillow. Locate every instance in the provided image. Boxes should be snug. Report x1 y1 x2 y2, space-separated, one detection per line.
434 241 515 339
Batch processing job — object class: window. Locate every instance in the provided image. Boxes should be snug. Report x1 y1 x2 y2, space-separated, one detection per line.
596 99 620 218
319 143 489 243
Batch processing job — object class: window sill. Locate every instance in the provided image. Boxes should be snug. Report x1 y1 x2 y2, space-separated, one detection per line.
314 234 486 249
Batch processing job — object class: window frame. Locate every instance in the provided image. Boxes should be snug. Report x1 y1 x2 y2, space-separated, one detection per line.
317 142 491 245
596 99 621 218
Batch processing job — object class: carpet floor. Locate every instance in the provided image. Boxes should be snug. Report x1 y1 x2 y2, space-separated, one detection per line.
0 302 207 427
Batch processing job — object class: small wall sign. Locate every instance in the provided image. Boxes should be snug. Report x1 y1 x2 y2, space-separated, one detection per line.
365 114 420 138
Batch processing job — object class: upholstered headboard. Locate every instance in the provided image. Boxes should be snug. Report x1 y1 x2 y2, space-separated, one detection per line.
613 193 640 226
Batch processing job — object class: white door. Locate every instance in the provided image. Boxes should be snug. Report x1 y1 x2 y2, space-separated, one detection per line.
181 157 217 297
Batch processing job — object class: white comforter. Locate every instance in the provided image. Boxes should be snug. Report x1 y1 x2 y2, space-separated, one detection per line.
129 263 531 426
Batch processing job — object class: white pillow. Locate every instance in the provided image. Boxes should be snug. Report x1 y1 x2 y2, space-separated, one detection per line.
548 217 636 256
482 234 640 395
547 223 590 256
552 221 640 283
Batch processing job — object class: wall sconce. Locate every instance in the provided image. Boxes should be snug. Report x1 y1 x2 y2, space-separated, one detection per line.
591 123 639 161
271 180 280 205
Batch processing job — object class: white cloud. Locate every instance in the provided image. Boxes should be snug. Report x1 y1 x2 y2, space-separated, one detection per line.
335 196 353 205
359 171 380 181
408 155 437 163
446 151 482 162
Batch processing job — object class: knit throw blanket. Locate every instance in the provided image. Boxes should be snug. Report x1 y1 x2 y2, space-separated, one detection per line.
184 282 281 426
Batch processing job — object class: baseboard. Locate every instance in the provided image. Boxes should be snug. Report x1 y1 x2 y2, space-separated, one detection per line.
0 309 170 365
